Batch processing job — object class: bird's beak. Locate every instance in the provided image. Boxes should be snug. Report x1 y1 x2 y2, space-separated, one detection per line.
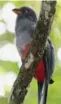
12 8 22 15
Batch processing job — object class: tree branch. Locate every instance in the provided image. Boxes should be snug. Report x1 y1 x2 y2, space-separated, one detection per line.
9 1 56 104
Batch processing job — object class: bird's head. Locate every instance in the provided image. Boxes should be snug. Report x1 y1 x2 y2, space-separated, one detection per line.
12 7 37 22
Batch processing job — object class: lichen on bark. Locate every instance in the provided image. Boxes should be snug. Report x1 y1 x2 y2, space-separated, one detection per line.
9 1 56 104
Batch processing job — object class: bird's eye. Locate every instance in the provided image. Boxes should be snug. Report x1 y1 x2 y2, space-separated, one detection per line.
25 10 28 13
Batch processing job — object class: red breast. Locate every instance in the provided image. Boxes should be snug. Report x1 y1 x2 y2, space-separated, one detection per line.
23 44 46 82
34 60 46 82
22 43 30 57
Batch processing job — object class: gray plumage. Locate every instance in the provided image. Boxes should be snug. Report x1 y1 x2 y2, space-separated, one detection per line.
15 18 36 50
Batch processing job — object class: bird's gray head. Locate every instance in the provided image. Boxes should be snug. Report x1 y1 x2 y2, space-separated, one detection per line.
12 7 37 22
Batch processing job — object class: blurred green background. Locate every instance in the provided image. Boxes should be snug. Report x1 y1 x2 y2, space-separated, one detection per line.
0 1 61 104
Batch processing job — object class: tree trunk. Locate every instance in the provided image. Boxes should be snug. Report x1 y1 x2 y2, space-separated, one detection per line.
9 1 56 104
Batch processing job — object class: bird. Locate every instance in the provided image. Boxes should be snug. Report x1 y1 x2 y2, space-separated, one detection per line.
12 7 55 104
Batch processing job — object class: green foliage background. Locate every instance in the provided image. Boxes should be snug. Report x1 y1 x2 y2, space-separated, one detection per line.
0 1 61 104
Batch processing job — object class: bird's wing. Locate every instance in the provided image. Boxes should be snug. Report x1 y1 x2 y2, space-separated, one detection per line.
43 38 55 81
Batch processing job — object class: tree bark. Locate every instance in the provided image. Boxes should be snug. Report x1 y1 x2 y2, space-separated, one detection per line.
9 1 56 104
